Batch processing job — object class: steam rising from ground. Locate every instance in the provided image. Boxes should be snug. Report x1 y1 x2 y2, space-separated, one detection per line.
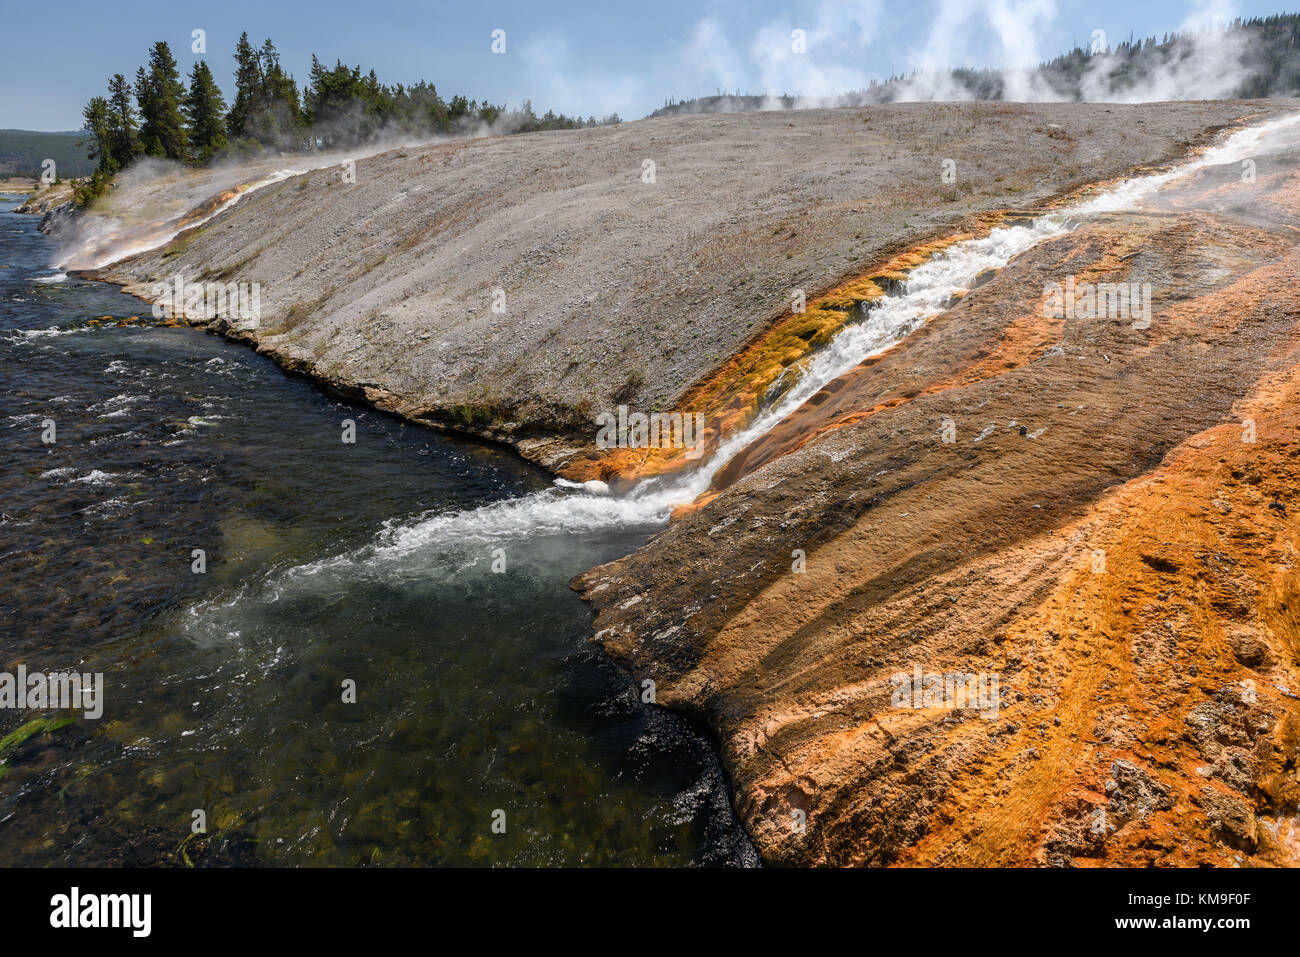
46 1 1279 271
894 0 1251 103
53 135 445 271
57 88 619 273
662 0 1274 114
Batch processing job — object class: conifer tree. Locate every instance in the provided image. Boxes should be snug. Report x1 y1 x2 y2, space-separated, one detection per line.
227 31 262 140
257 38 305 147
184 61 228 162
81 96 114 172
134 42 188 159
106 73 140 169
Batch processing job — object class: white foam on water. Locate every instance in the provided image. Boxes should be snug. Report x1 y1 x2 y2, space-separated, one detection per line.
5 325 95 342
70 469 119 485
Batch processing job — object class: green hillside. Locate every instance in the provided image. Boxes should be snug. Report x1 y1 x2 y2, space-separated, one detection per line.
0 129 95 179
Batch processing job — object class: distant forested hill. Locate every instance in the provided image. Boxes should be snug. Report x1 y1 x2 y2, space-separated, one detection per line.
653 13 1300 116
0 129 95 178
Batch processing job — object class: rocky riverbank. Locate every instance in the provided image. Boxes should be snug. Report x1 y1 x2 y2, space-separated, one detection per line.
13 179 75 213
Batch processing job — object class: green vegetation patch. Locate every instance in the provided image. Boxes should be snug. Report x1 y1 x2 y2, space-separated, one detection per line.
0 717 74 777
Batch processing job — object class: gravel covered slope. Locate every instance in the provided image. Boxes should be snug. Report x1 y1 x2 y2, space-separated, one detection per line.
97 100 1292 464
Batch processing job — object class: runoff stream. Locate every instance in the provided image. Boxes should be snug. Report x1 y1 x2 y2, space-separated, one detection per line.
1 114 1292 865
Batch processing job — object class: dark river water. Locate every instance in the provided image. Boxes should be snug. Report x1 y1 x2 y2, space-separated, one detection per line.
0 195 754 866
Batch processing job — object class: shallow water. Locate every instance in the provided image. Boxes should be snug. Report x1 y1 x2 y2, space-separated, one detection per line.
0 195 755 866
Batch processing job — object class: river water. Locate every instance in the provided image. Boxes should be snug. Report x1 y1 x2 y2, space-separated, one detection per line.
0 195 756 866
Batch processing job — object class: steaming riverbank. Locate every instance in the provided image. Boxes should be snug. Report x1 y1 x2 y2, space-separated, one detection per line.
65 100 1294 471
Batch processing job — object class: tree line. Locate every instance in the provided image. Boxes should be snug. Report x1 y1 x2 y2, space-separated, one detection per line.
81 33 620 179
914 13 1300 102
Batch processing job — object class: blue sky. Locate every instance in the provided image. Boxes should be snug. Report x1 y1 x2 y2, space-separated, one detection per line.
1 0 1291 130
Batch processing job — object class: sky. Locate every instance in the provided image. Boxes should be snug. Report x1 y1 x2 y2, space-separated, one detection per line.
1 0 1291 130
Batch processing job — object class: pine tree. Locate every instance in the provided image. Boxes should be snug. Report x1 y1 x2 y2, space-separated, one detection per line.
257 38 304 147
304 56 368 147
106 74 139 169
134 41 188 160
81 96 114 172
184 61 228 162
227 36 303 149
227 31 262 140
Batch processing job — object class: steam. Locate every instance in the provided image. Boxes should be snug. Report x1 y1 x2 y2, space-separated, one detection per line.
662 0 1273 112
56 131 477 271
55 84 636 274
748 0 883 102
55 156 315 271
895 0 1060 103
1076 1 1250 103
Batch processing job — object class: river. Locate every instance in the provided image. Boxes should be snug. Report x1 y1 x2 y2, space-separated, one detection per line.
0 194 756 866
